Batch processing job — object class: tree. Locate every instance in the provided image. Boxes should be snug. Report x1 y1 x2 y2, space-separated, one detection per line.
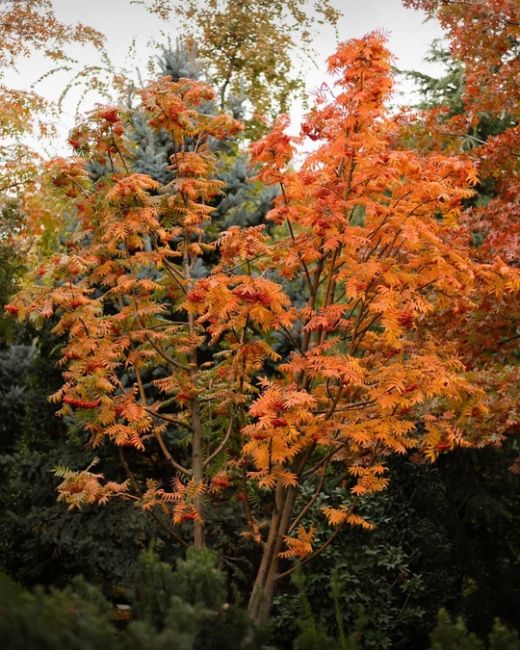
0 0 106 284
0 0 103 198
141 0 341 134
401 0 520 451
7 32 517 627
402 0 519 119
0 39 269 596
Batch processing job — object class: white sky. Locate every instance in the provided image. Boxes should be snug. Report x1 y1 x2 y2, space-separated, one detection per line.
4 0 445 154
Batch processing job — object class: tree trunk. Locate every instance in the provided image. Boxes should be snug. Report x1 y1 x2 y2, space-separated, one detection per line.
191 396 205 549
247 485 297 625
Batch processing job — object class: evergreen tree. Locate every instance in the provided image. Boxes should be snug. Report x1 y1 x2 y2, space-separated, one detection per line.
429 610 484 650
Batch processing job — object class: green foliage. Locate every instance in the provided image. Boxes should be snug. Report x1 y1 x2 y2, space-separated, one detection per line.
488 621 520 650
1 448 152 589
429 609 485 650
0 344 36 456
272 459 455 649
270 449 520 649
170 547 227 609
127 111 174 184
130 548 258 649
292 621 335 650
1 549 262 650
0 573 119 650
428 610 520 650
290 570 335 650
0 328 159 590
157 39 202 82
399 40 465 116
132 549 179 629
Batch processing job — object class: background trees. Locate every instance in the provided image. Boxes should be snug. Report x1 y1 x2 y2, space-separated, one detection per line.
403 0 520 447
141 0 341 133
0 0 104 245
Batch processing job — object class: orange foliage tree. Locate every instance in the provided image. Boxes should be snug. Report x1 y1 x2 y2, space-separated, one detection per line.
403 0 519 118
7 33 518 623
403 0 520 450
0 0 104 263
0 0 103 192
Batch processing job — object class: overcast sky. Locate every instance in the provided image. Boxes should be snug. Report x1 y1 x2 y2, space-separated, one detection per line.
5 0 445 153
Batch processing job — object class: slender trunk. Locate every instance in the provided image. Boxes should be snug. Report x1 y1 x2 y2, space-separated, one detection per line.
248 485 282 622
181 209 205 549
247 485 297 625
191 395 205 549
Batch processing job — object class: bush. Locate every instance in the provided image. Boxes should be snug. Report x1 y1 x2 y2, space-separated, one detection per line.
0 549 263 650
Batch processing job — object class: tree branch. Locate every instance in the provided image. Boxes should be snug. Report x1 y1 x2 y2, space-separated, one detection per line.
203 416 234 468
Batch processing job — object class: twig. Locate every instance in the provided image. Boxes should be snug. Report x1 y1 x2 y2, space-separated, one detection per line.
203 416 234 468
288 464 328 534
